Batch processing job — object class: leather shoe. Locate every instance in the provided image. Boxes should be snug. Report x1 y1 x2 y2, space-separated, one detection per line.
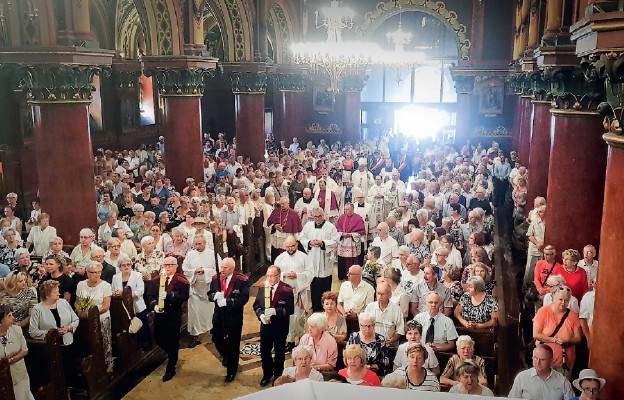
189 339 202 348
225 373 236 383
260 376 272 387
162 371 175 382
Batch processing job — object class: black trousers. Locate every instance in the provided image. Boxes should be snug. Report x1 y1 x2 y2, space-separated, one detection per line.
270 246 284 264
337 256 359 280
213 322 243 376
493 178 509 206
310 276 333 312
260 333 287 379
155 313 182 373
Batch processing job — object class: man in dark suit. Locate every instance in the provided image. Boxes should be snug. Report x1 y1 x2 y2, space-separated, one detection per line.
253 266 294 386
154 256 190 382
208 257 250 383
90 247 116 284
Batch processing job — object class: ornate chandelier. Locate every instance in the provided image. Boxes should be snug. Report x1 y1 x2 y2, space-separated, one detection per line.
292 0 381 93
384 7 427 85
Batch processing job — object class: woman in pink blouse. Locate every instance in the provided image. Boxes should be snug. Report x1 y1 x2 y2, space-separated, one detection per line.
298 313 338 372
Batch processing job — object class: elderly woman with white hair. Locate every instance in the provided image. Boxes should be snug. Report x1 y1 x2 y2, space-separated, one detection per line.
455 276 499 329
105 238 123 269
76 261 113 371
112 253 149 349
0 228 24 268
449 360 494 395
164 227 192 257
70 228 96 270
129 204 145 238
347 312 389 375
281 345 324 382
298 313 338 372
440 335 488 387
415 208 436 242
112 227 137 259
392 245 410 270
42 236 70 260
407 228 431 265
542 275 580 313
533 286 582 374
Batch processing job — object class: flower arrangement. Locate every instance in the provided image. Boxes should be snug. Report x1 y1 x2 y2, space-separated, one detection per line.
75 295 95 314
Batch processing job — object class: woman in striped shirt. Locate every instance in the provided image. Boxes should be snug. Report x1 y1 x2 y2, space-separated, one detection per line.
386 342 440 391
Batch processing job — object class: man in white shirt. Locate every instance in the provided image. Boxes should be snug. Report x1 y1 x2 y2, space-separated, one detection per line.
97 211 133 246
524 205 546 287
508 344 574 399
182 235 216 347
414 292 458 352
400 255 424 299
579 278 596 348
410 265 453 317
338 265 375 319
364 282 404 347
274 236 314 349
351 158 374 198
578 244 598 288
371 222 399 265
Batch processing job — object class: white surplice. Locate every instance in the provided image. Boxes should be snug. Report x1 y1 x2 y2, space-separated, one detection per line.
294 197 320 226
298 221 340 279
182 248 217 336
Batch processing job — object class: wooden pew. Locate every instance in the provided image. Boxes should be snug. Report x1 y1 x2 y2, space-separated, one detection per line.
0 357 15 400
24 329 68 400
109 287 142 373
75 306 109 396
455 326 497 358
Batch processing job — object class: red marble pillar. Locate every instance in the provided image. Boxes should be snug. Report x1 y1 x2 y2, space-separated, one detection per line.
31 102 96 244
518 96 533 163
275 90 305 148
543 110 607 254
235 93 265 164
161 96 204 190
525 101 551 210
343 91 362 144
511 96 521 152
591 138 624 400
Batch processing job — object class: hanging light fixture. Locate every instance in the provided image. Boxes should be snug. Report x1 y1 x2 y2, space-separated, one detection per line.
292 0 381 93
385 6 426 85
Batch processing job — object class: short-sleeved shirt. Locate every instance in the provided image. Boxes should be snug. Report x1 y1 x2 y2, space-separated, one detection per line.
410 281 452 313
338 281 375 313
508 367 574 400
577 259 598 288
364 301 405 339
394 342 438 370
395 367 440 391
449 383 494 396
526 218 545 257
551 265 589 301
458 293 498 324
579 291 595 327
441 354 486 382
298 331 338 368
76 280 113 321
414 312 458 345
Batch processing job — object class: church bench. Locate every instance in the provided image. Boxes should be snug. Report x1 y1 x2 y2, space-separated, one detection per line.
24 329 68 400
75 306 110 397
110 287 142 373
455 326 497 358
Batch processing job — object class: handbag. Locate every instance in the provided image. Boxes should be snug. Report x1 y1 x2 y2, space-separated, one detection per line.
525 262 555 302
122 301 143 334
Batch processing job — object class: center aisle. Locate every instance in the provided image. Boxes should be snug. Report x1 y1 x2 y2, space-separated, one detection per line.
124 266 342 400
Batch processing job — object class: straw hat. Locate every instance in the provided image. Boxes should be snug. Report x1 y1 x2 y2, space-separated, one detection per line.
572 369 606 391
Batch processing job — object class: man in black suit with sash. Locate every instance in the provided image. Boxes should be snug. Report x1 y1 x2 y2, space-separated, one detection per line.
253 266 294 386
154 256 190 382
208 257 250 382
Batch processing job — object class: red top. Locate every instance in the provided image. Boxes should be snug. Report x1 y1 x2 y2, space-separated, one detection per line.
551 265 589 300
338 368 381 386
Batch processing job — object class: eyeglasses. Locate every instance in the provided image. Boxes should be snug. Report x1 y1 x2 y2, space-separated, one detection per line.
88 270 102 274
544 253 556 256
360 323 375 328
582 388 600 394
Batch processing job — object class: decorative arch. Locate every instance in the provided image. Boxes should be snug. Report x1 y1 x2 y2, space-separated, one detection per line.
116 0 149 58
90 0 113 51
268 2 293 64
201 0 252 61
143 0 182 55
356 0 471 61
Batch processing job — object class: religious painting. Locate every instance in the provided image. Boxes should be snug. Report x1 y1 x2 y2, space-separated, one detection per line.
313 88 334 114
478 78 504 116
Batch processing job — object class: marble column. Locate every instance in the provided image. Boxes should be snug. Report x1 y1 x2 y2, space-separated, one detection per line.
525 100 552 207
543 109 607 254
591 133 624 400
273 74 307 148
143 56 218 189
543 0 563 42
225 70 268 164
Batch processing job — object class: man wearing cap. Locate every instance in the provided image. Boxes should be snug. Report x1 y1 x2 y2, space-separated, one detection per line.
351 158 374 198
182 235 216 348
191 216 214 251
509 344 574 399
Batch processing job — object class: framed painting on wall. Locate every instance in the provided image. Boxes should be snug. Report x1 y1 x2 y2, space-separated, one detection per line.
313 88 334 114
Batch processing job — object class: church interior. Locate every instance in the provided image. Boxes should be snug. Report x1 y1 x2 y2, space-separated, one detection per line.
0 0 622 399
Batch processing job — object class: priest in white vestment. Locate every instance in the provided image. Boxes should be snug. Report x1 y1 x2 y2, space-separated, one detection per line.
294 188 320 226
274 236 314 347
182 234 217 347
351 158 374 198
299 208 340 312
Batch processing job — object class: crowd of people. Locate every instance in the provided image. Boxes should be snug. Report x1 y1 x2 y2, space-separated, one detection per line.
0 130 605 399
